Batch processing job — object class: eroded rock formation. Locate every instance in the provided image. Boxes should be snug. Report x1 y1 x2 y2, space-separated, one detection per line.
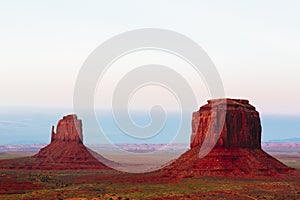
163 98 293 177
51 114 83 143
0 114 113 170
190 99 261 149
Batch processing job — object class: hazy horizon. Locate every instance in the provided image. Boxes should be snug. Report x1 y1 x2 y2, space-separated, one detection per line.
0 108 299 145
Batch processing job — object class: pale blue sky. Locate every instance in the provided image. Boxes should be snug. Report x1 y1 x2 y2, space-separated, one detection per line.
0 0 300 115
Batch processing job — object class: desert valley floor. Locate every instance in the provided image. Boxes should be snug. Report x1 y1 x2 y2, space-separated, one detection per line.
0 149 299 200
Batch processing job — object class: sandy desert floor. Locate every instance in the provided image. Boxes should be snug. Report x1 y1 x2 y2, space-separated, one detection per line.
0 151 299 200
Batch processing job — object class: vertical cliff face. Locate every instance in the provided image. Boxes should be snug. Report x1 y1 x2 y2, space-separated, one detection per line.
51 114 83 144
190 99 261 149
163 98 292 177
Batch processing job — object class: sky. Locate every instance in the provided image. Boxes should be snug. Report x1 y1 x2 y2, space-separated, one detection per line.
0 0 300 115
0 1 299 144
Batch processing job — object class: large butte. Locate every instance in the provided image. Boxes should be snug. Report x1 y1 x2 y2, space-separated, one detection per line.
163 98 293 177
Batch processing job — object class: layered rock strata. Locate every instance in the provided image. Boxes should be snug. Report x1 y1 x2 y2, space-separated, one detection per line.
163 99 293 177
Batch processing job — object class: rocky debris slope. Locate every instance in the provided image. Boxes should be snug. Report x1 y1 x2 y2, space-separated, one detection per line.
163 99 293 177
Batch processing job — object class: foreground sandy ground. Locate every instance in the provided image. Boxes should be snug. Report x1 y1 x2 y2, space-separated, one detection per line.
0 169 299 200
0 152 299 200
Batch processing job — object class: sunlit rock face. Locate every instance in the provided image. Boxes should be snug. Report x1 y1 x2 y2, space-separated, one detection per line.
163 99 293 177
190 99 261 149
51 114 83 144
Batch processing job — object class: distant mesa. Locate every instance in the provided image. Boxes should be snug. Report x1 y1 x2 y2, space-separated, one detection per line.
0 114 112 170
163 98 293 177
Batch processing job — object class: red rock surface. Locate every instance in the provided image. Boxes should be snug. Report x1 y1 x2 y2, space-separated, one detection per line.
0 114 112 170
51 114 83 143
191 99 261 149
163 98 293 177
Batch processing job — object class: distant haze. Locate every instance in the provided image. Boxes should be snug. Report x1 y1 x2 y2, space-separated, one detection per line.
0 109 299 144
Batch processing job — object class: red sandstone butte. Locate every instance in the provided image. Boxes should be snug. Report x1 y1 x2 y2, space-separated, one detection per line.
163 99 293 177
191 99 261 150
51 114 83 143
0 114 112 170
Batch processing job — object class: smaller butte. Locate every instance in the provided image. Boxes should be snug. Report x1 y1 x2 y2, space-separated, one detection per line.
0 114 113 170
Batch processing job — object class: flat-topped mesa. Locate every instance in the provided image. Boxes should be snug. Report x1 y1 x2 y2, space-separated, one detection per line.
162 98 293 177
51 114 83 144
191 98 261 149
